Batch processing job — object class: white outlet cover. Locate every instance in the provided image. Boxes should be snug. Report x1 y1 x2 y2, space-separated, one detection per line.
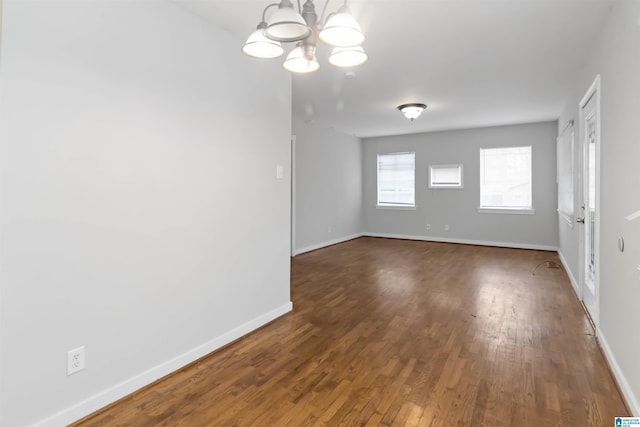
67 346 85 376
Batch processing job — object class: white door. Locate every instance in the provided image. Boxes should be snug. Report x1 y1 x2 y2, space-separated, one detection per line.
578 76 600 326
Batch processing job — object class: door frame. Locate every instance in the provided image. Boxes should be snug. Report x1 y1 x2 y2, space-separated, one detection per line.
578 75 601 329
291 135 297 256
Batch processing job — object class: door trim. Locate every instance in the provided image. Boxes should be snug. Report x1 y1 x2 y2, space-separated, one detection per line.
578 74 601 328
291 135 297 256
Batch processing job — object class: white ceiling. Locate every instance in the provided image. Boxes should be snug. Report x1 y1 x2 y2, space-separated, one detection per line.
178 0 614 138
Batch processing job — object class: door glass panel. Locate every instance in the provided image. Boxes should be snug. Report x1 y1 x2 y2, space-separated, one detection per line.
585 116 596 291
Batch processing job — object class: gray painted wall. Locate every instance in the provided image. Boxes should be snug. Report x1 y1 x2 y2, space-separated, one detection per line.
0 1 292 425
558 0 640 414
293 120 363 253
363 122 559 249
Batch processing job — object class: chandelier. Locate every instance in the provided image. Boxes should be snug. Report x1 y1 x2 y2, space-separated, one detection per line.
242 0 368 73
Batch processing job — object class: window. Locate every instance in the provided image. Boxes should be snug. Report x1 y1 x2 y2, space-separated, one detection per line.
377 152 415 207
479 146 533 213
429 164 463 188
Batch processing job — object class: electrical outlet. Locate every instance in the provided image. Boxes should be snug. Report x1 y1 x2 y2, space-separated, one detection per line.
426 224 431 230
67 346 85 376
327 225 332 233
445 224 450 231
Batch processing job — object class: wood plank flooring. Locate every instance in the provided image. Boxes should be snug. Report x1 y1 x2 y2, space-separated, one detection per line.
74 237 630 426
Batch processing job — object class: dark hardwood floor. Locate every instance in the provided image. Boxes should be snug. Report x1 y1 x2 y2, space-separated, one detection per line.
74 237 629 426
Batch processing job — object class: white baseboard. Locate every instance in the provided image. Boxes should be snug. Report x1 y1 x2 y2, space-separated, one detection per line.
598 330 640 416
557 249 580 298
294 233 363 256
556 251 638 416
34 302 293 427
363 232 558 252
559 251 639 416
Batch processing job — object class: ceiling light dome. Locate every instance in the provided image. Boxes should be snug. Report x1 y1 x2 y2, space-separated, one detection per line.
328 46 368 68
283 45 320 73
265 0 311 42
242 23 284 58
398 103 427 121
319 5 365 47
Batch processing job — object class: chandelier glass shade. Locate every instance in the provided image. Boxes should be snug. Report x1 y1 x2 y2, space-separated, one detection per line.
328 46 368 68
265 1 311 42
398 103 427 121
318 5 364 47
283 44 320 73
243 0 367 73
242 23 285 58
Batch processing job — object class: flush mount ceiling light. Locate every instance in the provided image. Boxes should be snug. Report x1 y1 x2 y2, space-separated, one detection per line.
398 103 427 122
243 0 367 73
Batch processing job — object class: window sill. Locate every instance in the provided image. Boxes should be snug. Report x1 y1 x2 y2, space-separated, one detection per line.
429 185 464 190
377 204 416 211
477 207 535 215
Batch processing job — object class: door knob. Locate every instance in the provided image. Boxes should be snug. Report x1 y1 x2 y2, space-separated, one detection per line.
576 217 585 223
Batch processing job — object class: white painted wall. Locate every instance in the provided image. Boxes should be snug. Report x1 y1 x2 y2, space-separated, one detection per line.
0 1 292 425
363 122 559 249
557 0 640 415
292 119 363 254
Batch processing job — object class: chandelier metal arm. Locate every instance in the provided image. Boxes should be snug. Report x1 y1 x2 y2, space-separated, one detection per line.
261 3 280 23
300 0 319 60
320 0 350 24
302 0 318 26
319 0 332 25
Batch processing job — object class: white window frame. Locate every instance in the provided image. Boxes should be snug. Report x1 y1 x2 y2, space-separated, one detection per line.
429 164 463 189
477 146 535 215
377 152 416 209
